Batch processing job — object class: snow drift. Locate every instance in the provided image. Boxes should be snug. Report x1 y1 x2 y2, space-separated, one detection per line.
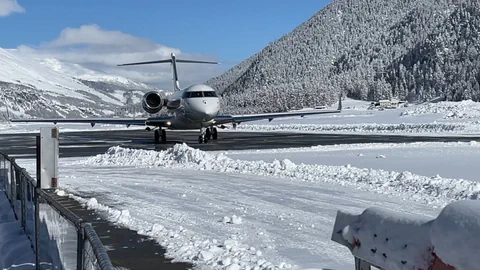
402 100 480 120
82 144 480 207
232 121 480 135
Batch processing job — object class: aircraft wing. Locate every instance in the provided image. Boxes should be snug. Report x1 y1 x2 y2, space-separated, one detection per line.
215 94 343 126
214 109 341 126
9 116 175 127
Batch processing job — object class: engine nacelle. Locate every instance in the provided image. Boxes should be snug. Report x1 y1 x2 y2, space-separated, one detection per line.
142 91 165 114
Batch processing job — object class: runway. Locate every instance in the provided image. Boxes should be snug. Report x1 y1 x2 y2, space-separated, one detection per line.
1 129 480 159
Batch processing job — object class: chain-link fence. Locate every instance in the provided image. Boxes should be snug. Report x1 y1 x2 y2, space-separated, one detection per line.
0 151 115 270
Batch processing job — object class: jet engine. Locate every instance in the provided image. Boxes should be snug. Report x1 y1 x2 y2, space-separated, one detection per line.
142 91 165 114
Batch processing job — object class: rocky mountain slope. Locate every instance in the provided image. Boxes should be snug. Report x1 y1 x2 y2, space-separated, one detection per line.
0 48 156 120
207 0 479 114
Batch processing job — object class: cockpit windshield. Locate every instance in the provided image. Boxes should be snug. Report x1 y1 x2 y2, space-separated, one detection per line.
183 91 218 98
203 91 217 97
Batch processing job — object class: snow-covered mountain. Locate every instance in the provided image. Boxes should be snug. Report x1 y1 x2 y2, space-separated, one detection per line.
0 48 159 120
207 0 480 114
38 58 153 91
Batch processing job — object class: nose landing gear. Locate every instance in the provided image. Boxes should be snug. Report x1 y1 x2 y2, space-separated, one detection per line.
198 126 218 144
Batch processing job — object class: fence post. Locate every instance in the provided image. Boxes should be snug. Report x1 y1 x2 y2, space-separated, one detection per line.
77 222 85 270
35 135 41 270
10 162 15 205
39 127 59 189
36 135 41 188
20 173 26 230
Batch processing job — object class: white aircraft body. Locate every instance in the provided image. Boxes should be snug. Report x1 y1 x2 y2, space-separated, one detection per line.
11 53 342 144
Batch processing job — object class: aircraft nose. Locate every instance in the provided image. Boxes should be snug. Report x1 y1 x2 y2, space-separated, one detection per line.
186 98 219 120
202 101 219 118
204 102 219 117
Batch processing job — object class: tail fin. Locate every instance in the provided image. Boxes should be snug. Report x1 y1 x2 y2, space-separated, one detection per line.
118 53 219 91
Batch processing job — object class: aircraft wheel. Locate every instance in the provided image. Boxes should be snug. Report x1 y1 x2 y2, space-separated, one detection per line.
212 127 218 140
154 130 160 144
205 128 211 140
161 129 167 143
198 135 208 144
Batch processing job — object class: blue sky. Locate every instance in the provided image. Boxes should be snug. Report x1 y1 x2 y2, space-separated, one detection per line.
1 0 330 61
0 0 331 88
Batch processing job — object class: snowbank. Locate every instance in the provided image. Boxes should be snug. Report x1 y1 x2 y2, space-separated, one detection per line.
224 141 480 155
232 121 480 135
81 144 480 206
333 200 480 270
402 100 480 120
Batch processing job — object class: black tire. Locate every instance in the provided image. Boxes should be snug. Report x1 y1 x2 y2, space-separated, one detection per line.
154 130 160 144
212 127 218 140
198 136 204 144
205 128 211 140
161 129 167 143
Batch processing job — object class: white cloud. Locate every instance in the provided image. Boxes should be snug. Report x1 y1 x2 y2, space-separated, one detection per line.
0 0 24 17
16 24 228 89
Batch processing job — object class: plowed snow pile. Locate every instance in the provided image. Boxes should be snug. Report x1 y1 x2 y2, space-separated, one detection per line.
82 144 480 206
234 122 477 134
402 100 480 119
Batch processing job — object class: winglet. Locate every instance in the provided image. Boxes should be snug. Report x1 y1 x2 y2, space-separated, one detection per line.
337 92 343 111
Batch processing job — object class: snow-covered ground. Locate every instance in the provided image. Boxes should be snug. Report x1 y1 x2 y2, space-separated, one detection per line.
232 99 480 136
223 141 480 182
15 141 480 270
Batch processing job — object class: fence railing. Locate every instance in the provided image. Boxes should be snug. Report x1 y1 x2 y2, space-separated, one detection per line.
0 149 115 270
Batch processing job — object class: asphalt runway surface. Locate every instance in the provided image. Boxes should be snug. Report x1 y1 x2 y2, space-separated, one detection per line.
1 129 480 159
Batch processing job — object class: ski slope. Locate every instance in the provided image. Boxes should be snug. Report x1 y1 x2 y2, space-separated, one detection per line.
0 48 122 105
15 141 480 269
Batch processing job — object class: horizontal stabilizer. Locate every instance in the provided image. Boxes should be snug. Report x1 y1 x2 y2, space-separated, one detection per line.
176 59 219 64
118 58 219 67
118 59 172 66
118 53 219 91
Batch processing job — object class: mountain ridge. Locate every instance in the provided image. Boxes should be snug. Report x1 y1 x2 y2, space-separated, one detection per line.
207 0 479 114
0 48 159 120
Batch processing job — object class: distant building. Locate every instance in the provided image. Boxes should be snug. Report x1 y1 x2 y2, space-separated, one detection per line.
369 99 408 110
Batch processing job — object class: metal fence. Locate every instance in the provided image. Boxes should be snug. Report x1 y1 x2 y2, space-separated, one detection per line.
0 150 115 270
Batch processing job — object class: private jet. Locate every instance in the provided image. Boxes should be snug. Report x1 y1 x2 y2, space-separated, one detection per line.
11 53 343 144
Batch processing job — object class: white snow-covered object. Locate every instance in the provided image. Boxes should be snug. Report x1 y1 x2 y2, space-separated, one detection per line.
430 200 480 270
331 200 480 270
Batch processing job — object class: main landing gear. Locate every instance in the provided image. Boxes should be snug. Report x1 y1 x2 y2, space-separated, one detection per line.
154 129 167 144
198 126 218 144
